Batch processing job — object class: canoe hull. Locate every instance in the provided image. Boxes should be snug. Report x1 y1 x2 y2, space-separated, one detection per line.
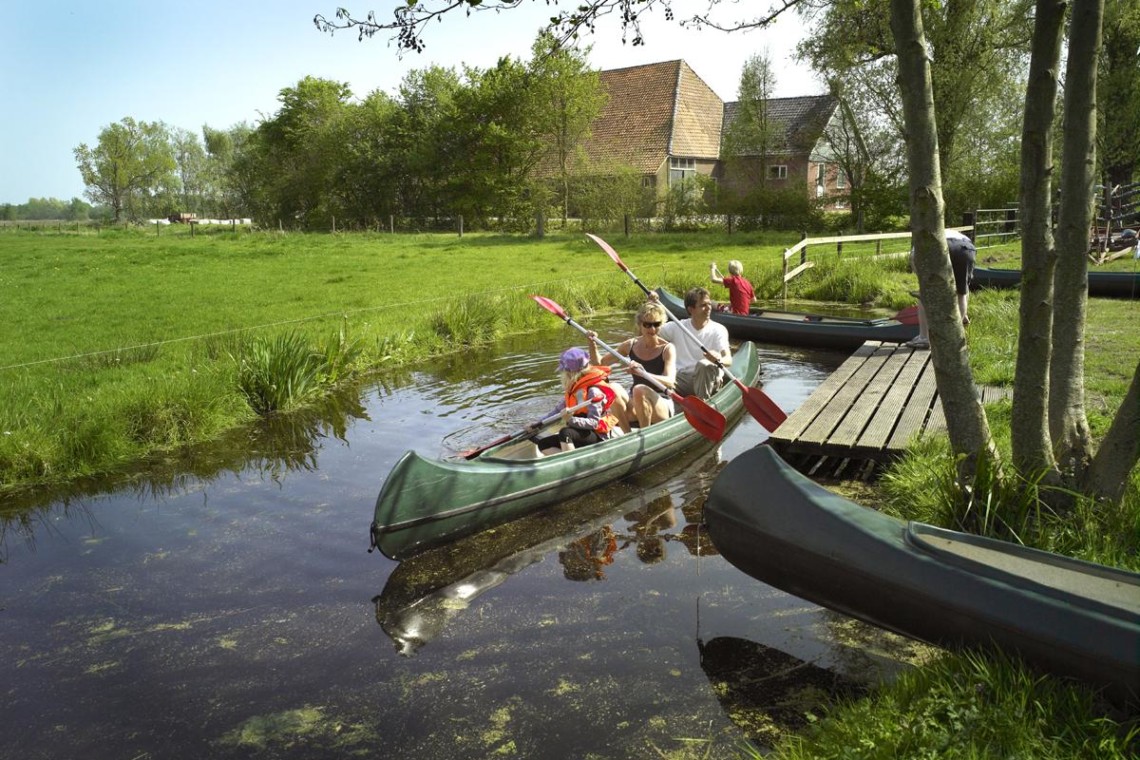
706 445 1140 703
373 342 760 560
972 267 1140 299
657 288 916 350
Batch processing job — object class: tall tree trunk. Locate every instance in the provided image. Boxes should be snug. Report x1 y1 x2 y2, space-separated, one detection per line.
1011 0 1067 475
890 0 996 483
1085 360 1140 501
1050 0 1104 474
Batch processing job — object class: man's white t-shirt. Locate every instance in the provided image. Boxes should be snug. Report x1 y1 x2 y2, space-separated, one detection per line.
660 319 730 370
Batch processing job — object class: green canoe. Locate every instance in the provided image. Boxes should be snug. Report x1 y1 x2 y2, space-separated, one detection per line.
371 341 760 560
706 445 1140 704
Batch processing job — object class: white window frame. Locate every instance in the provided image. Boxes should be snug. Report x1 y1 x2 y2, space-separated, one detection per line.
669 157 697 187
836 169 847 189
768 164 788 180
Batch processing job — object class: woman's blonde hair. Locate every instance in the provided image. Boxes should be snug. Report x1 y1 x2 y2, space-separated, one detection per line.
728 260 744 276
635 301 668 326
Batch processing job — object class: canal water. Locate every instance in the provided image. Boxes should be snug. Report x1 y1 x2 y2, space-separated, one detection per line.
0 317 924 759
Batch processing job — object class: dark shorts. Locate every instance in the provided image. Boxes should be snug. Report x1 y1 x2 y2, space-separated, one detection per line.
948 237 976 295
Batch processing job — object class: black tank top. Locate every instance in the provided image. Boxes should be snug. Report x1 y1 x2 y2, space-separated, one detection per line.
630 342 666 389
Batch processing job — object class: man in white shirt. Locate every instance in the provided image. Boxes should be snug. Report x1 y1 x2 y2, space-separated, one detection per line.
657 287 731 399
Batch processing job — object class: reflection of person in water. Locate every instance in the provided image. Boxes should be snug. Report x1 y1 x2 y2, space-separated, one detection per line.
558 526 618 581
624 494 677 565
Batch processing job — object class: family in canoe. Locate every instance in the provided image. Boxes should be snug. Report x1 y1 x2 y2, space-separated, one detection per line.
529 287 732 456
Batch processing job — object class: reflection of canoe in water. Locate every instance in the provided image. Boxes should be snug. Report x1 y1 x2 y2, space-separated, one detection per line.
371 342 759 561
706 445 1140 703
971 266 1140 298
657 288 917 350
375 456 721 653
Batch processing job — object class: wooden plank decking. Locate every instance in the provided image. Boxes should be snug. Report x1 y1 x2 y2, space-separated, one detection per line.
768 341 1009 478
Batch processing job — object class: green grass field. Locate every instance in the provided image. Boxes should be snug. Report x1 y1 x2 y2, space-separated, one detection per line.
0 227 926 493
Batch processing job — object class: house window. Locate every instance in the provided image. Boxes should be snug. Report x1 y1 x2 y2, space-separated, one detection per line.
768 165 788 180
642 176 656 189
836 169 847 189
816 164 825 186
669 157 696 186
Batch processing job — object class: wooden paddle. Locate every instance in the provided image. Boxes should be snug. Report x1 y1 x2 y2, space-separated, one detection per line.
586 233 787 432
458 401 592 460
530 295 726 443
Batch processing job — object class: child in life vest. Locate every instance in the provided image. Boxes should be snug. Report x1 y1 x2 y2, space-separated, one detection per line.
531 347 623 456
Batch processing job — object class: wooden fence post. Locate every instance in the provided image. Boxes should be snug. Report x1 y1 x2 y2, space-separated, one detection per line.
457 215 464 237
536 212 545 239
782 248 789 302
389 215 395 234
799 232 808 266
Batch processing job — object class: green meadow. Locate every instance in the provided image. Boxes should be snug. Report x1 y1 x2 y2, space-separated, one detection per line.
0 226 913 493
2 225 1137 756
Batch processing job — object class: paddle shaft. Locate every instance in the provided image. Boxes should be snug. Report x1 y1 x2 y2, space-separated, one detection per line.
587 233 786 430
560 315 679 403
461 400 591 459
587 234 745 382
530 294 725 442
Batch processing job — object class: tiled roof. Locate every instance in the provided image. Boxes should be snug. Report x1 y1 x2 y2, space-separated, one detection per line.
722 95 838 156
582 60 723 174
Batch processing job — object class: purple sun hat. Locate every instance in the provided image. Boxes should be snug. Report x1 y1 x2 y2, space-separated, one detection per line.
557 347 590 372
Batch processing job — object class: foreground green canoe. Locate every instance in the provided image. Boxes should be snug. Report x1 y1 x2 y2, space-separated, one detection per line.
706 445 1140 703
371 342 760 560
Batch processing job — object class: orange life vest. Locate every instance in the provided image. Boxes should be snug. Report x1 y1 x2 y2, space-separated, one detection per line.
565 366 620 437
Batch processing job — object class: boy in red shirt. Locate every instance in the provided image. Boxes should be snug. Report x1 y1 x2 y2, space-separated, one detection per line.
710 260 755 315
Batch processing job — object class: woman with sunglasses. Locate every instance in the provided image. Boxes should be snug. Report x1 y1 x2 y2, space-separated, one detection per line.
587 301 676 429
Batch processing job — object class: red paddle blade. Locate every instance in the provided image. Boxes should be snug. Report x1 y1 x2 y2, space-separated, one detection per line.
586 233 627 270
675 394 726 442
894 305 920 325
737 382 787 432
531 294 568 319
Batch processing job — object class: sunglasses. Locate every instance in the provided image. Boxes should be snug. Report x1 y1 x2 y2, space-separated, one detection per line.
641 321 662 328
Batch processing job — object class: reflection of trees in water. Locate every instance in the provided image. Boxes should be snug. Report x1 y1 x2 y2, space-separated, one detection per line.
0 387 370 553
698 636 866 749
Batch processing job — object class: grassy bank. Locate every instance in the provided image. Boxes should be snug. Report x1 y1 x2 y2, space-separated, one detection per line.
0 227 919 494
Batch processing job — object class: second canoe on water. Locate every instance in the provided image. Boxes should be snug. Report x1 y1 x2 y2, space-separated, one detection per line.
656 288 918 350
370 342 761 561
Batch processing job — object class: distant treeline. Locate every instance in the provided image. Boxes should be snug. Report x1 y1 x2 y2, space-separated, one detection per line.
1 197 109 222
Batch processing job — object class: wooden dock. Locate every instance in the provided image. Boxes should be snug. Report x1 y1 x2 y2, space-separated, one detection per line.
767 341 1009 479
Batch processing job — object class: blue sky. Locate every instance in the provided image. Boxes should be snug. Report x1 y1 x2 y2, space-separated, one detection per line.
1 1 820 204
